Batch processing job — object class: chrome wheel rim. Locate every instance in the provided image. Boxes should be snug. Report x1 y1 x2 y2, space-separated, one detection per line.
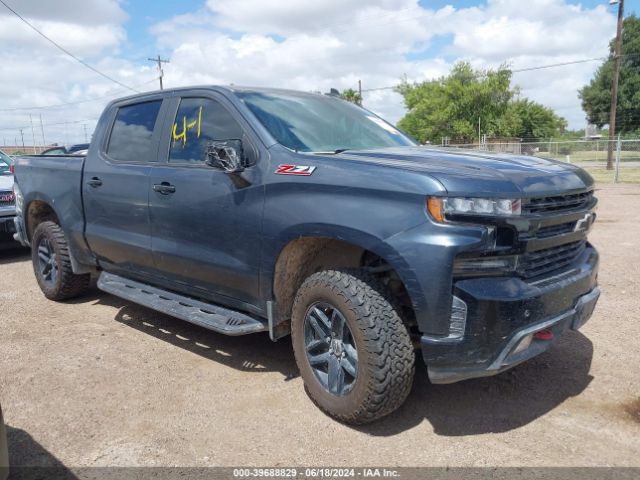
303 302 358 396
37 237 58 287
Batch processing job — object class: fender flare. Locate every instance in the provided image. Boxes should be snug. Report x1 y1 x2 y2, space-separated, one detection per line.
23 193 96 274
260 223 427 321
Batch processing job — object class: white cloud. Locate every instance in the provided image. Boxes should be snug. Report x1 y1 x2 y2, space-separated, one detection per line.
0 0 126 56
151 0 616 129
444 1 613 63
0 0 126 24
203 0 425 37
0 0 620 147
0 18 125 56
150 1 452 125
0 0 152 146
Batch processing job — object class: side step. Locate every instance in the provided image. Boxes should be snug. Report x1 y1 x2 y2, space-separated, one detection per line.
97 272 268 336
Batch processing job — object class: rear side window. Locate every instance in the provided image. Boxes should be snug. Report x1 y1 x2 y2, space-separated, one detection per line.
169 98 243 163
107 100 162 162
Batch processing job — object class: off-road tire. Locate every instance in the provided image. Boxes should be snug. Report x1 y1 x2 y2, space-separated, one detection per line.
291 269 415 424
31 221 90 301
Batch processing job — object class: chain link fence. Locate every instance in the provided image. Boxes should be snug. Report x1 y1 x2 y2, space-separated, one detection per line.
446 139 640 184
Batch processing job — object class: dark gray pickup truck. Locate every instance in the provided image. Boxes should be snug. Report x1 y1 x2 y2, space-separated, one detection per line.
12 86 600 423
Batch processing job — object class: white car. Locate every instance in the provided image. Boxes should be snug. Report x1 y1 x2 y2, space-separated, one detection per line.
0 150 16 241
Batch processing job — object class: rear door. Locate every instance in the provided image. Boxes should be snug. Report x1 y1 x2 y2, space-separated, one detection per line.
148 94 265 309
83 97 167 278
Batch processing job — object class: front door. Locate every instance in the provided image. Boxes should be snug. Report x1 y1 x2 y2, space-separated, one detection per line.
149 95 264 310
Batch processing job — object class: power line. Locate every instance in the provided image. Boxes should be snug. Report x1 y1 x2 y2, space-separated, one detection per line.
511 57 607 73
0 0 139 93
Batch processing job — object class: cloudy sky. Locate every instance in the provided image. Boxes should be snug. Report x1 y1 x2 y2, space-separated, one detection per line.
0 0 631 146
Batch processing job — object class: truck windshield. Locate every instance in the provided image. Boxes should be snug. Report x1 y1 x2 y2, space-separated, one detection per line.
237 91 415 153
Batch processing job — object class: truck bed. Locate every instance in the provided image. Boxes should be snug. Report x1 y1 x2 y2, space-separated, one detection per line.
13 154 87 256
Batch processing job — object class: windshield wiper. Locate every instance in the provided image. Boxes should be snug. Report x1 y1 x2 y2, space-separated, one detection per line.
311 148 351 155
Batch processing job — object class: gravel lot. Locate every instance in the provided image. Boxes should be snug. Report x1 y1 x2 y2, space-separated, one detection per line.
1 184 639 469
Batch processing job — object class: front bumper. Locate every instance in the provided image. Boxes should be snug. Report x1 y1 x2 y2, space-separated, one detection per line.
422 244 599 384
0 215 16 236
12 215 28 246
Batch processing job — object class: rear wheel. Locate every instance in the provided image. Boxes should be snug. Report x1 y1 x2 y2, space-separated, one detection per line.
291 269 415 424
31 221 90 301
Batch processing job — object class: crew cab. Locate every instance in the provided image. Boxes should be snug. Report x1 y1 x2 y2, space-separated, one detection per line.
12 86 599 423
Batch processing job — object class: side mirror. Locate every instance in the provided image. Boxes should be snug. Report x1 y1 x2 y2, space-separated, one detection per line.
206 139 244 173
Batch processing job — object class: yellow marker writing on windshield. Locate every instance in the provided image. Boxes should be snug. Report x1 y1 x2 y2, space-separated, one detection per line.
172 106 203 146
197 106 202 138
172 116 187 146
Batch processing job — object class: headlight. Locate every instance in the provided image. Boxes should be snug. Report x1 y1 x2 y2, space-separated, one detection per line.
13 182 23 214
427 196 521 223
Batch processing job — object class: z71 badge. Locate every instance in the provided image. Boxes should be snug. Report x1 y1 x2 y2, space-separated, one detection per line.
275 165 316 176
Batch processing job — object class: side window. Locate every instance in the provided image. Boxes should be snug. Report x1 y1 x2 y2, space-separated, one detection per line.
106 100 162 162
169 98 243 163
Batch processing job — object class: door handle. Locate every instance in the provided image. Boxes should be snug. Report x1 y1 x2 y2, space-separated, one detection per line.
153 182 176 195
87 177 102 188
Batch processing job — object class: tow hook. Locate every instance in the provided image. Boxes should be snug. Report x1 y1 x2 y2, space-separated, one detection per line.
534 329 554 341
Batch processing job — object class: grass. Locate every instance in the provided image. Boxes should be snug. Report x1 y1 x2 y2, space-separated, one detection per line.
582 166 640 184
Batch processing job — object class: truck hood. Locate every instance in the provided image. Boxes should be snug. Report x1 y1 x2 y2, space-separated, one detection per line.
335 146 594 196
0 174 14 191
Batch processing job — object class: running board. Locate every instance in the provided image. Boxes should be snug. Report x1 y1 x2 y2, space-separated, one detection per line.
97 272 268 336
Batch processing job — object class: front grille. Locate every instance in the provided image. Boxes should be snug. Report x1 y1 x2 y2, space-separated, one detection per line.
521 240 586 278
536 222 575 238
523 191 593 214
0 191 15 207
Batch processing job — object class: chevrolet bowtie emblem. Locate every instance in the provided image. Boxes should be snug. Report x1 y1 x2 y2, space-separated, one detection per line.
574 213 595 233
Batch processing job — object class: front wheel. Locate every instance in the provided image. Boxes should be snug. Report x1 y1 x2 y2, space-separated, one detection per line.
291 269 415 424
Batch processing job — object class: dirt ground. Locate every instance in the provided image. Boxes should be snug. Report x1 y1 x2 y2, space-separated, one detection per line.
0 184 639 469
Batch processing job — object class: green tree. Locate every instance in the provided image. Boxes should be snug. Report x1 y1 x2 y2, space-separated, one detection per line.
504 99 566 142
396 62 514 144
396 62 565 144
579 15 640 133
340 88 362 106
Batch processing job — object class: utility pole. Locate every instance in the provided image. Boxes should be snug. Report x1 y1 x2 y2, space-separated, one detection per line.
607 0 624 170
358 79 362 107
39 114 46 147
29 114 37 153
478 116 481 147
83 124 88 143
19 128 25 149
148 55 170 90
